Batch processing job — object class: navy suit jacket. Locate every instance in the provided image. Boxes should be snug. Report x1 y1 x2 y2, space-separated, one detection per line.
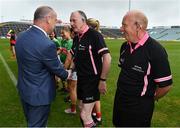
15 26 68 106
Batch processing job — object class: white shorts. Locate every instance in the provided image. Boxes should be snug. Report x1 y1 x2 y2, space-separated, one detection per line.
69 71 77 81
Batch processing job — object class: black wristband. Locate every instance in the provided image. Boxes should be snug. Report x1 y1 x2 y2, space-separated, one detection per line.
100 78 106 81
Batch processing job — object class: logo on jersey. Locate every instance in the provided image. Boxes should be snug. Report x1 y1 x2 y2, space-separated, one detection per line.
85 96 94 101
78 44 86 51
132 65 144 73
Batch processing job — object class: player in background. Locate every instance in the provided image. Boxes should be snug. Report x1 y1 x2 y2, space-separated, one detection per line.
62 27 78 114
87 18 102 125
7 29 16 58
58 25 73 92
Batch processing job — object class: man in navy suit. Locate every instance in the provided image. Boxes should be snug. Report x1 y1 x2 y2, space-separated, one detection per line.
15 6 69 127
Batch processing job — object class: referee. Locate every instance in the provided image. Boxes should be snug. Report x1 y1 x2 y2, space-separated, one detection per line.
113 10 173 127
70 10 111 127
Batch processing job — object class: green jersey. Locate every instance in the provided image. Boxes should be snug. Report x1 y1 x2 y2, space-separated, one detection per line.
52 38 61 48
60 39 73 63
57 37 62 43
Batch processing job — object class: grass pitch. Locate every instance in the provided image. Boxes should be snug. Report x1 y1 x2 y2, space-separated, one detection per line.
0 38 179 127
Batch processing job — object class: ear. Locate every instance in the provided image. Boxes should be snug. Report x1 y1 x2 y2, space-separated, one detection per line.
45 16 51 24
82 18 86 23
135 22 142 30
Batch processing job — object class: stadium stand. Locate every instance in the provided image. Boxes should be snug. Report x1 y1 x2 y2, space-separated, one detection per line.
148 26 180 40
100 28 122 38
0 22 180 40
0 21 123 39
0 22 31 37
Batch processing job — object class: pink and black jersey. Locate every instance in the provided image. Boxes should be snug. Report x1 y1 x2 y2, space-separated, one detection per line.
71 28 109 77
118 34 172 97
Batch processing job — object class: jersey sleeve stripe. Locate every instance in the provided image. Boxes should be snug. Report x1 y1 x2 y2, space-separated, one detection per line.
154 75 172 82
98 47 108 54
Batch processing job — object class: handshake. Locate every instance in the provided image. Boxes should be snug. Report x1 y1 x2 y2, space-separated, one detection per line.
59 47 68 54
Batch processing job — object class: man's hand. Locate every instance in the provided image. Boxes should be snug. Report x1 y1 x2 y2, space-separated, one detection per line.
61 48 68 54
98 81 107 95
154 85 172 101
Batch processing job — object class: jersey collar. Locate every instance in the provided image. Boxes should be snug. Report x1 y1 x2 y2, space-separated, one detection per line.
78 25 89 40
128 32 149 53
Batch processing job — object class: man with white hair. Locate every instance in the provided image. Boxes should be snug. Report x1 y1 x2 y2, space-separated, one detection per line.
70 10 111 127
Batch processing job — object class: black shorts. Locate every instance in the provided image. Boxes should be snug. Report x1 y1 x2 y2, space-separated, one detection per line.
10 43 15 46
77 75 100 103
113 90 154 127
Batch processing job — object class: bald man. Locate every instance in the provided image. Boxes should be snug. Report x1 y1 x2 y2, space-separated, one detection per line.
15 6 69 127
113 10 172 127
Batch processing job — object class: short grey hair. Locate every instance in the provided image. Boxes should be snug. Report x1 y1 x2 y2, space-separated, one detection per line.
34 6 54 21
77 10 87 22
